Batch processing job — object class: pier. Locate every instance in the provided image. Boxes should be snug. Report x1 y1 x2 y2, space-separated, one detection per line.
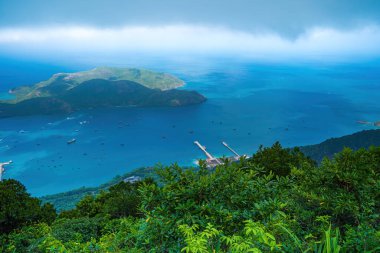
194 141 248 168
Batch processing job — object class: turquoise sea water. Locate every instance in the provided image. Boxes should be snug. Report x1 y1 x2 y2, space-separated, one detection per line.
0 58 379 196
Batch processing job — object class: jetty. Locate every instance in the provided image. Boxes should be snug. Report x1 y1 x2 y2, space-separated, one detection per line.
194 141 248 168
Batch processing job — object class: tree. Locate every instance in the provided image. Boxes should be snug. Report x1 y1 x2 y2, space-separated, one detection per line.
101 181 142 218
251 142 315 176
0 179 56 234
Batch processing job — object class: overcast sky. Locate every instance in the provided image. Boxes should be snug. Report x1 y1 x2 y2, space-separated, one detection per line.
1 0 380 62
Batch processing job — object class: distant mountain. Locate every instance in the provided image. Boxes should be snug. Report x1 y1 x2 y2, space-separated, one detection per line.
8 67 185 102
0 68 205 117
299 129 380 162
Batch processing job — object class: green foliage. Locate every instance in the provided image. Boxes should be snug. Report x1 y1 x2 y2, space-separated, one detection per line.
292 147 380 227
51 217 105 243
40 167 155 212
179 220 283 253
40 203 59 224
1 144 379 252
252 142 315 176
0 179 56 234
99 181 143 218
62 178 153 220
179 221 344 253
342 224 380 252
309 225 341 253
2 223 50 252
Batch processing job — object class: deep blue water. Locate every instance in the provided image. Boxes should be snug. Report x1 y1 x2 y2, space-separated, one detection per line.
0 57 379 196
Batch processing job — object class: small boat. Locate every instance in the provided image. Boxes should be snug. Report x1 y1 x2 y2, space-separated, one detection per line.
67 138 76 144
357 120 372 125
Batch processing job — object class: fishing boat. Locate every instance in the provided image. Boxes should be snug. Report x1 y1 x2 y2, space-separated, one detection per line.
67 138 76 144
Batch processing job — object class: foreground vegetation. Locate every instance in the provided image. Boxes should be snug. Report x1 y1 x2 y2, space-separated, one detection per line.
1 143 379 252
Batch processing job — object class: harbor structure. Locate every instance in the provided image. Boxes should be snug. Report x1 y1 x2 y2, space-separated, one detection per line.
194 141 247 168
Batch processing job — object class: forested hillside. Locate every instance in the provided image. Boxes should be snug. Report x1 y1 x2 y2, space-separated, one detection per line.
300 129 380 162
1 144 379 252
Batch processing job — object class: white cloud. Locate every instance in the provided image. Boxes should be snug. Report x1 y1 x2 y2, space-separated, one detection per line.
0 24 379 60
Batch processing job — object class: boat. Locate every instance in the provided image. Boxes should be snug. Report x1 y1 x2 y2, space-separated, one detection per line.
67 138 76 144
356 120 372 125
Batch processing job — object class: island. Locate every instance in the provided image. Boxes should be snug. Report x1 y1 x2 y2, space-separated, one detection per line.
0 67 206 117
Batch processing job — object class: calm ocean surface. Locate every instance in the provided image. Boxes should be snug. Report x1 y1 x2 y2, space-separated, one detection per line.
1 58 379 196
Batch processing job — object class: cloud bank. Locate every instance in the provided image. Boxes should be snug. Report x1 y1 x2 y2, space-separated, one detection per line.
1 0 380 39
0 24 379 61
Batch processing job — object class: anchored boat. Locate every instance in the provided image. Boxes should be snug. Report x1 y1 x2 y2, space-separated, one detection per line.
67 138 76 144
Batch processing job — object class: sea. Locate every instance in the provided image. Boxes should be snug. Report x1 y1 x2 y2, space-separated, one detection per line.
0 56 379 196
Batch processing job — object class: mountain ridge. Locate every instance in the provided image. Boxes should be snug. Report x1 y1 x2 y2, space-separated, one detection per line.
299 129 380 162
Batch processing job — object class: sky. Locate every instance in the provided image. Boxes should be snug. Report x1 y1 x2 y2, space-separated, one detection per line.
0 0 380 62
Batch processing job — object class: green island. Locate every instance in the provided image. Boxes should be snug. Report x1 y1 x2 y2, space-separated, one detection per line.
0 67 205 117
1 130 379 252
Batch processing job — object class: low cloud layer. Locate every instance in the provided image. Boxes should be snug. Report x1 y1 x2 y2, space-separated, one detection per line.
1 0 380 38
0 24 379 61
